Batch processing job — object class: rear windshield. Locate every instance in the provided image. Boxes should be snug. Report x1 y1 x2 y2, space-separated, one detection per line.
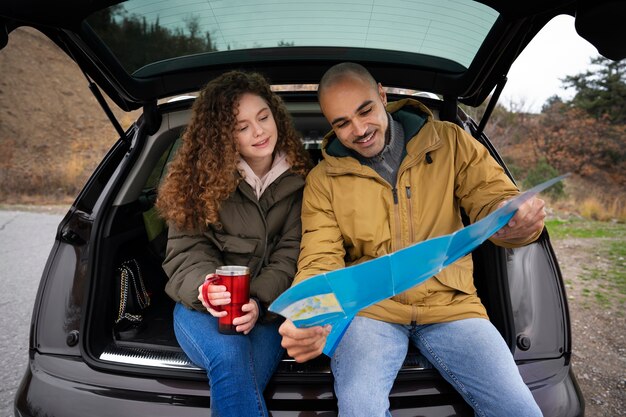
86 0 499 74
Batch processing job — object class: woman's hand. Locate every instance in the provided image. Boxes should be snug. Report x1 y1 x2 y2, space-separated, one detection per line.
197 274 259 334
197 274 229 318
232 299 260 335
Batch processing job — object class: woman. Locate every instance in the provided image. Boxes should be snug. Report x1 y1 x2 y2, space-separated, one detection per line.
156 70 312 416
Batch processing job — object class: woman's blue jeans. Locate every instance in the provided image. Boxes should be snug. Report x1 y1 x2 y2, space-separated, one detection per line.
331 316 543 417
173 303 284 417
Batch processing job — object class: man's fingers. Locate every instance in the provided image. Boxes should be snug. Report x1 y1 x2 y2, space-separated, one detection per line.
514 197 546 233
289 333 329 363
279 321 331 362
494 197 546 242
279 320 323 340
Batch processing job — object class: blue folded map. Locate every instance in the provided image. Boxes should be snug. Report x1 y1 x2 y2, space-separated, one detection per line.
269 174 568 356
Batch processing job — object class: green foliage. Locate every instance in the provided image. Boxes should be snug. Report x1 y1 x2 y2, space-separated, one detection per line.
544 218 626 239
541 94 564 113
86 6 218 73
561 56 626 124
501 157 523 180
522 158 565 199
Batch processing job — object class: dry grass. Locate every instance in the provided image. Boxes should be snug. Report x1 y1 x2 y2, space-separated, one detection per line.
546 176 626 223
0 27 131 205
0 137 106 203
579 197 625 222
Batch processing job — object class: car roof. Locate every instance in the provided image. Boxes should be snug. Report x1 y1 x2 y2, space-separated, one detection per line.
1 0 625 111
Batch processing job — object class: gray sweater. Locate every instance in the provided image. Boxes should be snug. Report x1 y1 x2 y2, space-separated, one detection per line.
357 113 405 186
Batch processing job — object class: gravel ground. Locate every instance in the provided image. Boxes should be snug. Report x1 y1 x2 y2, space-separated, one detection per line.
552 238 625 417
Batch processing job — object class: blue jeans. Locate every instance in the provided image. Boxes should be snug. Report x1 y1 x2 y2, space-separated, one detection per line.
173 303 284 417
331 316 542 417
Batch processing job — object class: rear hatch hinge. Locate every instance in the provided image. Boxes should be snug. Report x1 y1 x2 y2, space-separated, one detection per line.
87 78 127 139
58 36 128 140
477 75 508 137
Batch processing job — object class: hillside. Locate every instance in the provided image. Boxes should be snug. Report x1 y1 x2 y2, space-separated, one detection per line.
1 27 624 217
0 27 132 203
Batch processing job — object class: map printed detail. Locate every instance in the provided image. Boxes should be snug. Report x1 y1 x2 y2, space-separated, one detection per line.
270 174 569 356
281 293 343 321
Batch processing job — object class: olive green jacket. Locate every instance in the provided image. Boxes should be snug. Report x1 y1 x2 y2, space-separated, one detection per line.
163 170 305 314
294 99 540 325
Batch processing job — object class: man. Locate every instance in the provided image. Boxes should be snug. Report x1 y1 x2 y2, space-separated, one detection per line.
279 62 545 416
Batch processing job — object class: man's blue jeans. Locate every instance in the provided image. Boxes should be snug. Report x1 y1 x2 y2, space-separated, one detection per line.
173 303 284 417
331 316 543 417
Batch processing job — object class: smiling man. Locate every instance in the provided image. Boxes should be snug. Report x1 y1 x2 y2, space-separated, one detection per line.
319 71 389 158
279 62 546 416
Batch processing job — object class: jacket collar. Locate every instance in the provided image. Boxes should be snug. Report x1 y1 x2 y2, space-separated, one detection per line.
237 151 291 199
237 169 304 204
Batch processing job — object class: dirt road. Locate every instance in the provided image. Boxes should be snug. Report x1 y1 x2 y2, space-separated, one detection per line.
552 238 625 417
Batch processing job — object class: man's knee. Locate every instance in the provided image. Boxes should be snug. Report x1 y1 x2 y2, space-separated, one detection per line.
335 384 389 417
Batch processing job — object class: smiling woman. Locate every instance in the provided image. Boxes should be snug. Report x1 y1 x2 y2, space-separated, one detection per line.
154 71 311 416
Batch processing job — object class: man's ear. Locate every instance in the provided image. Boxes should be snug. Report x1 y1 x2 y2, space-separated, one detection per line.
377 83 387 106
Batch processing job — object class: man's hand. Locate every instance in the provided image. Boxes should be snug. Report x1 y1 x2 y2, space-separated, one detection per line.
279 319 331 363
493 196 546 244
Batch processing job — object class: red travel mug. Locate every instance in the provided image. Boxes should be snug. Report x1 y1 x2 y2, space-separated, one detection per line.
202 266 250 334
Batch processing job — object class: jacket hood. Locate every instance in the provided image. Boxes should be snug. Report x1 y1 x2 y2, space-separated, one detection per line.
321 98 434 171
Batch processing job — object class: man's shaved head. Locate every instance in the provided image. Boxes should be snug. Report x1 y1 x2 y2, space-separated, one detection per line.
318 62 379 101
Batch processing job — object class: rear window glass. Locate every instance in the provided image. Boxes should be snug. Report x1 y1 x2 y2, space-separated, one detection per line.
86 0 499 74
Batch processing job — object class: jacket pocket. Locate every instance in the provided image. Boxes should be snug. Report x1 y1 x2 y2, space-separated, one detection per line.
211 232 259 256
430 256 477 295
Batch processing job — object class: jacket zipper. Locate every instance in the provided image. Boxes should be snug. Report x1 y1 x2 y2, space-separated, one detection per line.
391 186 403 305
255 199 269 279
405 186 414 243
406 185 418 324
240 185 268 279
391 187 402 253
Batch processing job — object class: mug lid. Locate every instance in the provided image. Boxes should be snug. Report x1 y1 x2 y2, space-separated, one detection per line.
216 265 250 276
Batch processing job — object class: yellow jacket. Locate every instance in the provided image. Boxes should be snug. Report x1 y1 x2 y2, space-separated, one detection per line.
295 99 539 325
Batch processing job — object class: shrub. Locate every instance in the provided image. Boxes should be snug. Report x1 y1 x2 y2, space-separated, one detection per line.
522 158 565 199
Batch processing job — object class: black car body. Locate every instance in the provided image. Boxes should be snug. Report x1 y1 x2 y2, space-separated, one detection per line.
3 0 625 415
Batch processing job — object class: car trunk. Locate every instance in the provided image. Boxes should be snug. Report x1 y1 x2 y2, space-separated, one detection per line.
82 93 516 392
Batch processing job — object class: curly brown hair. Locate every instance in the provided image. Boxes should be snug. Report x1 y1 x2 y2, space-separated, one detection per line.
156 70 312 232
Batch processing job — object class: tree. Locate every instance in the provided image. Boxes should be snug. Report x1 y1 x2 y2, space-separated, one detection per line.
461 98 532 154
529 100 626 180
541 95 564 114
86 7 218 73
561 56 626 124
